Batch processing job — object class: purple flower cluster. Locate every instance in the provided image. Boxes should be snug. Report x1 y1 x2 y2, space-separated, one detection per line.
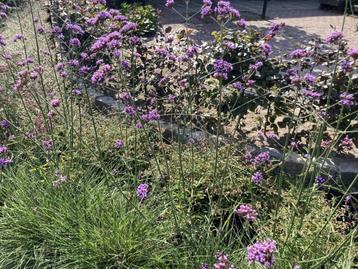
87 10 112 26
0 3 10 20
347 48 358 59
0 3 10 11
186 45 199 58
245 151 270 184
235 204 257 222
141 109 160 122
165 0 174 8
214 252 228 269
0 144 11 169
223 40 236 50
25 131 36 141
114 139 124 149
129 36 141 46
0 145 8 154
155 47 169 57
0 119 10 129
72 88 82 96
90 31 122 52
42 139 53 151
13 34 25 43
320 139 332 149
214 0 240 18
137 183 149 200
65 22 85 35
266 131 278 140
121 60 131 69
340 135 354 150
69 38 81 47
0 157 12 169
304 73 316 84
251 171 264 184
52 171 67 188
0 34 7 46
247 239 277 268
250 61 263 71
290 75 300 85
51 26 64 39
213 252 236 269
30 70 40 80
117 91 132 102
302 88 322 100
232 81 244 91
80 65 91 74
201 0 212 17
265 22 285 40
68 59 80 67
167 94 176 103
290 140 302 150
247 79 255 87
260 43 272 56
290 48 312 59
48 110 56 119
50 99 60 108
91 64 112 84
213 59 233 80
291 75 301 85
92 0 106 4
55 62 68 77
315 176 326 185
119 21 138 34
341 60 353 72
202 252 237 269
339 92 354 108
123 105 136 116
252 151 270 167
325 31 343 43
0 12 7 19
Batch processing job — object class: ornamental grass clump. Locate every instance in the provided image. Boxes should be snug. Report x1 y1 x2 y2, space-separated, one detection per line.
0 0 356 268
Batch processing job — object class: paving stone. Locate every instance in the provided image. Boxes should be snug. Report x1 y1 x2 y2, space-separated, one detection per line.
152 0 358 52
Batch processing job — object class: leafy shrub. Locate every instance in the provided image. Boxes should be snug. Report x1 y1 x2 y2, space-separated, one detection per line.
53 0 358 153
120 3 159 36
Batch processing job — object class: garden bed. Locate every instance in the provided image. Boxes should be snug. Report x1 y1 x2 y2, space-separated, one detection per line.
0 0 357 268
49 0 358 189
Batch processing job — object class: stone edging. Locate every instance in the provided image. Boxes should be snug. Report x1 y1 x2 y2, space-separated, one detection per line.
93 93 358 194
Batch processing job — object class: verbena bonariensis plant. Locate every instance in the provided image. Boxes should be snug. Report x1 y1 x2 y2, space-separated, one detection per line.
0 0 357 268
53 0 357 150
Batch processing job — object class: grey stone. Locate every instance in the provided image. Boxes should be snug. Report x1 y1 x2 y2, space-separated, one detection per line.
159 121 188 144
87 88 103 99
265 147 285 160
332 157 358 174
94 96 116 110
314 157 339 173
281 151 306 175
331 157 358 192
